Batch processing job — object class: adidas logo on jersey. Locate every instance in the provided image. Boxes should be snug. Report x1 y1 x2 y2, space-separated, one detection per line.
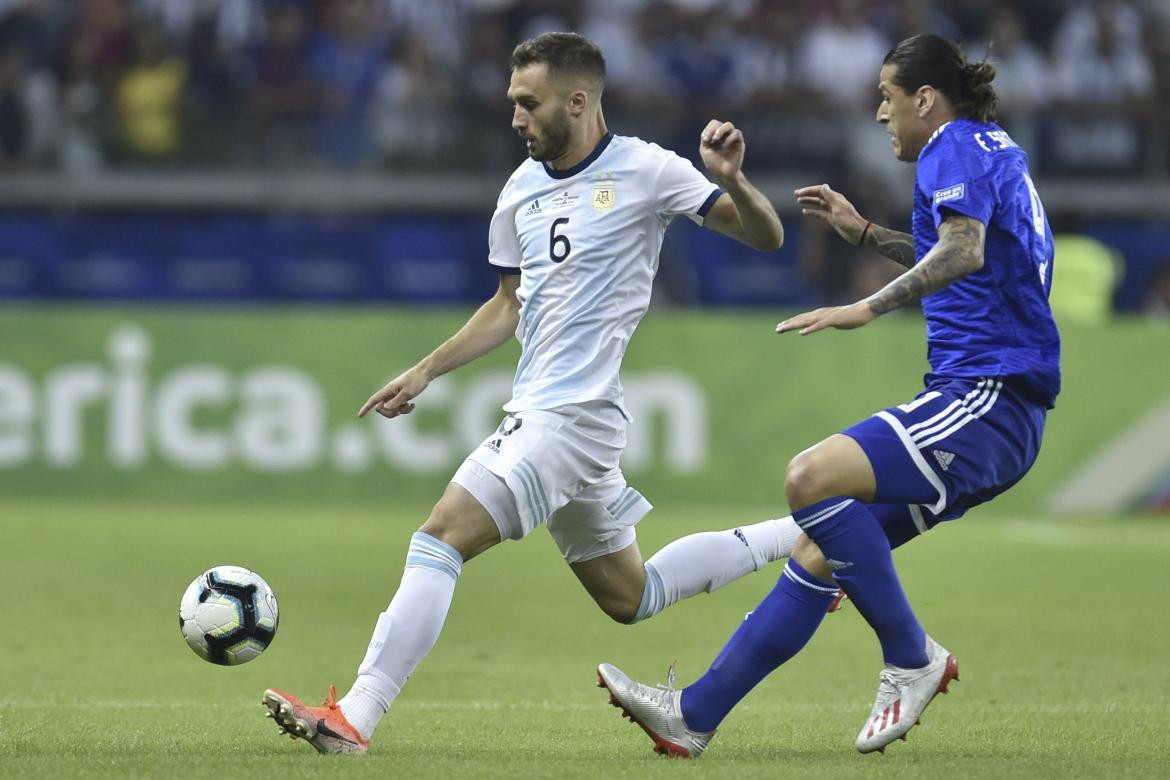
932 449 956 471
524 199 542 216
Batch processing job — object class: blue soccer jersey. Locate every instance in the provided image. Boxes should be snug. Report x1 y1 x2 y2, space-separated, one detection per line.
912 118 1061 407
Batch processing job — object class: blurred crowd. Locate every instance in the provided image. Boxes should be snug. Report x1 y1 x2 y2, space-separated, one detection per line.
0 0 1169 178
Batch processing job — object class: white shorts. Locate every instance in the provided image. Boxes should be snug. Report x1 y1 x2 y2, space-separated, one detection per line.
451 401 652 563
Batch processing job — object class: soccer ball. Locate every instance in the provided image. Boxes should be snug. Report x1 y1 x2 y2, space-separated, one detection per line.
179 565 279 666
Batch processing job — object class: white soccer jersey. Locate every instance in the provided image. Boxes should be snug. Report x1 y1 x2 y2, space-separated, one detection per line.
488 132 723 418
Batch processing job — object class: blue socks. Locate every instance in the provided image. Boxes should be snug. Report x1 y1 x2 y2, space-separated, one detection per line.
680 560 837 732
796 496 927 669
677 497 930 733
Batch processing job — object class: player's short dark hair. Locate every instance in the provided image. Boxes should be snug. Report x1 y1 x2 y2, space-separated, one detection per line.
883 34 997 123
510 32 606 90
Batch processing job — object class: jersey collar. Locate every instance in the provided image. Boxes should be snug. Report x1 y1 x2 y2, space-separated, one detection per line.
918 121 953 160
542 132 614 179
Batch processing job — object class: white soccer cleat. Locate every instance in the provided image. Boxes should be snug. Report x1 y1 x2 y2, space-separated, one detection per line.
596 662 714 758
855 635 959 754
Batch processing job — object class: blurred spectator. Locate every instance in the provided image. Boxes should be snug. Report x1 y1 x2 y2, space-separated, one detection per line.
987 7 1048 115
0 46 31 166
799 0 889 109
1142 8 1170 174
1049 1 1154 173
112 19 187 163
579 0 656 101
307 0 383 167
55 20 103 171
0 0 1166 180
372 32 456 167
883 0 961 45
0 42 57 168
652 8 737 102
986 7 1048 153
245 2 316 165
378 0 468 74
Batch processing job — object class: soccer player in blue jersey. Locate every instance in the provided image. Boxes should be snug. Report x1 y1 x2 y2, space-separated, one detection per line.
598 33 1061 757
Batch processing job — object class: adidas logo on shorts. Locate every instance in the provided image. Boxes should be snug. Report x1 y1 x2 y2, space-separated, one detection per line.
932 449 956 471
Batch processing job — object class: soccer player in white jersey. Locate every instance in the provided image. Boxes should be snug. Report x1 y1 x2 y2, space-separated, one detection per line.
261 32 800 755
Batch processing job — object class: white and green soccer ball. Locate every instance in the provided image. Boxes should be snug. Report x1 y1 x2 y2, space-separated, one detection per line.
179 565 279 666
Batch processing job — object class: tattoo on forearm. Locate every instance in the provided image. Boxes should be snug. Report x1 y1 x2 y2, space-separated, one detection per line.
864 224 916 269
866 217 985 316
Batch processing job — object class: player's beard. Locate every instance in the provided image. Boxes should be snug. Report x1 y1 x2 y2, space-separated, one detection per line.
529 107 572 163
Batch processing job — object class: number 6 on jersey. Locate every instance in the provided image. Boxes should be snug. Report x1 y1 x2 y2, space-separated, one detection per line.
549 217 571 263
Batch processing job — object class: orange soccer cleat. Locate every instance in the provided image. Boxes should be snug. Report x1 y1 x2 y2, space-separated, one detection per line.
262 685 369 755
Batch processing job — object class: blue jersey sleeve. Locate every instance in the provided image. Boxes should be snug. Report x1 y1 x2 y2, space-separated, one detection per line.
918 131 995 230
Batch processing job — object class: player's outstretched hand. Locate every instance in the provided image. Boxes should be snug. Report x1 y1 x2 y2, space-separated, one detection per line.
776 301 875 336
794 183 868 246
699 119 745 181
358 366 429 419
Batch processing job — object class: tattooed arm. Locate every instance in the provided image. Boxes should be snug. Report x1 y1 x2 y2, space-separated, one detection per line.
794 182 916 268
777 215 986 335
865 215 985 314
863 224 917 269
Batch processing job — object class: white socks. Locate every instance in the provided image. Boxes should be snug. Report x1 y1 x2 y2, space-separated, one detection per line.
338 532 463 740
632 516 802 622
337 517 802 737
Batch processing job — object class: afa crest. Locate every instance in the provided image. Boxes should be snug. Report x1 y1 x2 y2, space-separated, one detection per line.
592 183 616 211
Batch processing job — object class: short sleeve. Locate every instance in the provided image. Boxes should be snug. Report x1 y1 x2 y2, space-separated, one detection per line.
487 200 522 275
654 152 724 225
918 135 995 230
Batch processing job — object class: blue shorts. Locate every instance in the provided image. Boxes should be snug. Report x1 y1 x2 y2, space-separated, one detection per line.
843 376 1047 547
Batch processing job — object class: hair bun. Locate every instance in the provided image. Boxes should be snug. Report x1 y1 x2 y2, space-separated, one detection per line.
965 61 996 86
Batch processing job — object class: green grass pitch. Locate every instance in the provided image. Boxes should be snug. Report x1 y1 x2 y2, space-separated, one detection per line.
2 501 1168 778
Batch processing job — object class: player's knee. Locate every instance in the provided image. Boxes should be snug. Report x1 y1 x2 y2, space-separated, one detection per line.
607 600 641 625
784 450 833 507
418 495 498 561
589 589 645 626
418 500 459 544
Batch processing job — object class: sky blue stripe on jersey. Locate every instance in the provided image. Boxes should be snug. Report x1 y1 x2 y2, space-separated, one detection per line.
605 488 630 515
523 459 551 520
697 188 725 219
607 488 637 518
610 489 643 521
514 460 550 523
511 464 543 523
515 460 546 519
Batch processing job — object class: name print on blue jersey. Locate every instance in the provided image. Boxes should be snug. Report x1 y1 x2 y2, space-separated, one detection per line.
913 118 1061 407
